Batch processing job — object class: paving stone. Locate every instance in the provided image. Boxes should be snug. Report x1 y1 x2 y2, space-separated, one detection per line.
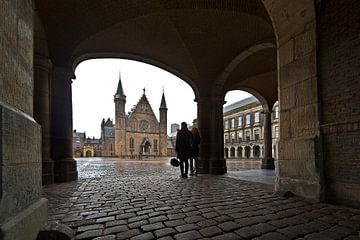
158 237 174 240
75 229 103 239
86 213 108 220
116 212 137 220
174 230 202 240
141 222 165 231
213 215 233 223
97 216 115 223
168 213 186 220
93 236 116 240
253 232 289 240
175 223 200 232
184 215 205 223
104 225 128 235
44 159 360 240
149 215 168 223
211 233 240 240
154 228 177 238
116 229 142 240
105 220 127 227
197 219 218 228
235 223 276 239
128 215 149 223
128 220 149 229
164 219 187 227
202 212 219 219
199 226 223 237
130 232 155 240
77 224 103 232
217 221 241 232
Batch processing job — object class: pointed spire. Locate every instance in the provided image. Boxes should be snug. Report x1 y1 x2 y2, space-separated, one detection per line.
160 88 167 109
114 71 126 100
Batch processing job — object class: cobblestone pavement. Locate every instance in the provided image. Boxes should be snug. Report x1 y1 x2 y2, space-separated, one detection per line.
43 158 360 240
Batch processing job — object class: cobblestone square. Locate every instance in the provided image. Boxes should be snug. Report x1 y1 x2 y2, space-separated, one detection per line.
43 158 360 239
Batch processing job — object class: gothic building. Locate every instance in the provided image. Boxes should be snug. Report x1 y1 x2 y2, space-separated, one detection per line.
114 76 168 157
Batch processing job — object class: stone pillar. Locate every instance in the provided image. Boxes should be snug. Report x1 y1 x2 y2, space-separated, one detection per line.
34 55 54 184
250 146 254 158
0 1 48 239
197 96 227 174
51 67 78 182
262 111 275 169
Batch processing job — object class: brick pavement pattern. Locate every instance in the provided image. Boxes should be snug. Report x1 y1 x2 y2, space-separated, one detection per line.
43 158 360 239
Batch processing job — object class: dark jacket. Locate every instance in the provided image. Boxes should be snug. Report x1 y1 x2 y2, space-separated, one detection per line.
191 134 201 158
175 129 192 159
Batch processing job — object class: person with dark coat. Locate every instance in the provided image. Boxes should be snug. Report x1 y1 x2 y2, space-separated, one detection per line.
175 122 192 178
190 127 201 176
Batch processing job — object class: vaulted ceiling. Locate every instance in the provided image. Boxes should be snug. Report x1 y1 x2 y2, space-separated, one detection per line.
35 0 277 105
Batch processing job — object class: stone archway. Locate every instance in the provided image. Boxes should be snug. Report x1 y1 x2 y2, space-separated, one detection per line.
237 147 243 158
230 147 236 158
261 0 322 200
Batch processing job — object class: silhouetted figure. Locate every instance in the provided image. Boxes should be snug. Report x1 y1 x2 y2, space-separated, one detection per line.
190 127 201 176
175 122 192 178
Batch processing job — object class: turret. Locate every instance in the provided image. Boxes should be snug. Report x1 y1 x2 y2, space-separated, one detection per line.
114 72 126 157
159 90 168 156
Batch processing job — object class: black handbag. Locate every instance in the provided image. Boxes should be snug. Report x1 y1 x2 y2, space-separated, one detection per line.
170 158 180 167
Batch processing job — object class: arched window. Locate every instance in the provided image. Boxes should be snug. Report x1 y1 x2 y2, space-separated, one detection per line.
245 146 251 158
129 138 134 149
224 148 229 158
253 145 260 158
237 147 242 158
230 147 235 157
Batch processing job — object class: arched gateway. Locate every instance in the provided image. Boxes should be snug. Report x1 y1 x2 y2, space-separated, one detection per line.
1 1 360 238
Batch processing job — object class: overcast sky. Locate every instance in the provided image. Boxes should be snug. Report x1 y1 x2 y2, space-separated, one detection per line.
73 59 251 138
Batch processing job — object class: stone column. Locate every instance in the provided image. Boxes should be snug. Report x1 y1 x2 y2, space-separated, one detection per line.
34 55 54 184
261 111 275 169
197 96 227 174
51 66 78 182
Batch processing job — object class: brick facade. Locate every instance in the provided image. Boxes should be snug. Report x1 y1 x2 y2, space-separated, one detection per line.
319 0 360 206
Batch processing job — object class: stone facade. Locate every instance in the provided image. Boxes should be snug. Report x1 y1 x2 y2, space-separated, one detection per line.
223 97 279 159
114 77 168 158
0 1 48 239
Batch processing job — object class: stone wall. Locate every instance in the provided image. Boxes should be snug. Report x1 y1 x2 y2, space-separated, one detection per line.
0 0 47 239
319 0 360 207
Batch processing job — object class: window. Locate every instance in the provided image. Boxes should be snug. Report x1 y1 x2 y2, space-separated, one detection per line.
254 112 260 123
231 132 235 143
224 134 229 143
110 144 112 150
225 120 229 130
245 131 251 141
231 118 235 128
238 116 242 127
254 129 260 141
129 138 134 149
154 139 158 150
274 106 279 119
238 131 243 141
246 114 251 125
275 126 279 138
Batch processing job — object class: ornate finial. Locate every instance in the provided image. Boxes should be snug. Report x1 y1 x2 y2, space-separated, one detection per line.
143 88 146 95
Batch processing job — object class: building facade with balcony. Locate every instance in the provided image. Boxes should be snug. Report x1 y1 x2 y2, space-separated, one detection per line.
223 96 279 159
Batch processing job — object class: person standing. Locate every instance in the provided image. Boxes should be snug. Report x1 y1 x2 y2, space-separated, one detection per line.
190 127 201 176
175 122 192 178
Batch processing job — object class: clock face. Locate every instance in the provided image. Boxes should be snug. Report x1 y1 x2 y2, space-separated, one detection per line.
139 120 149 131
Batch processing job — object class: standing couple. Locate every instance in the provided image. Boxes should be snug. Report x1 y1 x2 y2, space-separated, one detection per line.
175 122 201 178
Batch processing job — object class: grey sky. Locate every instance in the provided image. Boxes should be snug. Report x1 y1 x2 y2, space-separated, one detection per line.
72 59 250 138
